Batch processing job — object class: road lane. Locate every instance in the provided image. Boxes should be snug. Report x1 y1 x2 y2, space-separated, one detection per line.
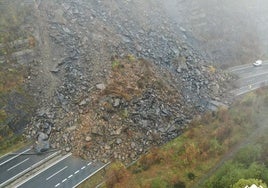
7 158 30 172
46 166 68 180
0 150 59 187
236 73 268 87
231 66 268 78
228 61 268 72
229 61 268 96
0 148 31 166
17 156 104 188
231 80 268 96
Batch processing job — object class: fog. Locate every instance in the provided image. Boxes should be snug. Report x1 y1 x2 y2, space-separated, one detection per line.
158 0 268 66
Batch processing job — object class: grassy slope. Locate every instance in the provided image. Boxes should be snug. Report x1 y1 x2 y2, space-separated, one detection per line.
81 88 268 188
0 0 34 155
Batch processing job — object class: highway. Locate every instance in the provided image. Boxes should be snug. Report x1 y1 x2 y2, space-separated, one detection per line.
16 154 105 188
228 61 268 96
0 147 106 188
0 147 59 187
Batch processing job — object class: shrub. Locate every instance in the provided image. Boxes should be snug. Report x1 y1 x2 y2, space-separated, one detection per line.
209 138 223 155
232 178 267 188
139 148 163 170
215 125 232 143
0 109 7 124
187 172 196 181
173 180 186 188
105 162 129 188
233 145 262 167
151 177 169 188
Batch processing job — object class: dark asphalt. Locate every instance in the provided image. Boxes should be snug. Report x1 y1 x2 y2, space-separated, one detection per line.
229 61 268 95
17 155 104 188
0 148 58 187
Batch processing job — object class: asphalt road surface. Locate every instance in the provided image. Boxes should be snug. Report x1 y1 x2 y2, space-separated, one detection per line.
0 147 59 187
229 60 268 95
16 154 105 188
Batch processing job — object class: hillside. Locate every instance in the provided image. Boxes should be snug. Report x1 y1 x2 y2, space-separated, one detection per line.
1 0 267 184
0 0 232 162
96 88 268 188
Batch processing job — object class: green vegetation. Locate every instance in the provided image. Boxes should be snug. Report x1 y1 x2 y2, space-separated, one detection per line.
78 168 107 188
0 0 36 155
0 134 28 157
104 57 163 101
93 87 268 188
0 0 31 41
232 178 267 188
203 128 268 187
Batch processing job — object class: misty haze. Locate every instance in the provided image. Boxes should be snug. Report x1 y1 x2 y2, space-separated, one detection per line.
0 0 267 187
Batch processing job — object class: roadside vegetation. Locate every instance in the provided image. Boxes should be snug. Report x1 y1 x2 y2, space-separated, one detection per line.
82 87 268 188
0 0 35 155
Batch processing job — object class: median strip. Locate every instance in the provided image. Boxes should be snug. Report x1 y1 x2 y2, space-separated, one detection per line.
10 151 64 188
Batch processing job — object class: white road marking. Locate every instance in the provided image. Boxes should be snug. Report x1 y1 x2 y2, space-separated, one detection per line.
237 71 268 81
0 148 31 166
74 170 79 174
233 80 268 96
87 162 91 166
229 65 253 72
55 183 60 187
62 178 67 183
0 152 11 161
229 61 268 72
72 162 111 188
81 166 86 170
5 151 61 188
68 174 73 179
46 166 68 180
7 158 29 171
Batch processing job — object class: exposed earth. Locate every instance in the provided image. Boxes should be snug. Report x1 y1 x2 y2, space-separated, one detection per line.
3 0 266 164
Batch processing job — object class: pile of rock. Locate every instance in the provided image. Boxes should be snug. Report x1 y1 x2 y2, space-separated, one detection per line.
23 0 233 163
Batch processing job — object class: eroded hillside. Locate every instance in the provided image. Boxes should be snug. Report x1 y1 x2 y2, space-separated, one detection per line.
1 0 238 163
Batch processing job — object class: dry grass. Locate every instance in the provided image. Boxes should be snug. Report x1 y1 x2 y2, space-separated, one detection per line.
99 88 268 188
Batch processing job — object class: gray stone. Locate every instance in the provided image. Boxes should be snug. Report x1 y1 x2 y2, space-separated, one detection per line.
79 99 87 106
85 136 92 142
96 83 106 90
104 145 111 150
113 98 120 107
116 138 122 144
37 132 48 142
176 68 182 73
65 147 71 152
131 142 136 149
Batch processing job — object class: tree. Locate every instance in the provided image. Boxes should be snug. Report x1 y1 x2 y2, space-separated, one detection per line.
232 178 267 188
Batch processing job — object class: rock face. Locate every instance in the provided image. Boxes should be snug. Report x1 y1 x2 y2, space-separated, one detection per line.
21 0 234 163
68 58 232 164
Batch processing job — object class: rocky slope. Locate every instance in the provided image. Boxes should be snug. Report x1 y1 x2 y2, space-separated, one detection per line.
69 57 232 163
1 0 233 163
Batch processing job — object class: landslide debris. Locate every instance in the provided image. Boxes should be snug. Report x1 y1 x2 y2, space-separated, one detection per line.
4 0 234 164
67 56 230 164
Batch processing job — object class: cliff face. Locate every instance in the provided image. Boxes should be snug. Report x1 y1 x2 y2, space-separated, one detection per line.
0 0 243 162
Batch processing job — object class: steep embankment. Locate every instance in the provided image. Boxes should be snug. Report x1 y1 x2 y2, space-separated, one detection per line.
70 57 232 163
0 1 36 150
1 0 233 162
